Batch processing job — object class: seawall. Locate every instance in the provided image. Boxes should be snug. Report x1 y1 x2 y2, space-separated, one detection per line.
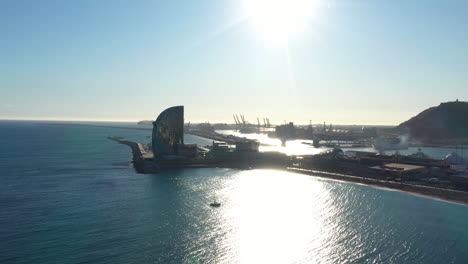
108 137 159 173
287 167 468 206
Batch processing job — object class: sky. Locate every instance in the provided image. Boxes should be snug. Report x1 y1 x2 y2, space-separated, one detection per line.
1 0 467 125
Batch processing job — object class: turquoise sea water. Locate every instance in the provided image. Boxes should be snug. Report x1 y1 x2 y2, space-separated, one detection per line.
1 121 468 264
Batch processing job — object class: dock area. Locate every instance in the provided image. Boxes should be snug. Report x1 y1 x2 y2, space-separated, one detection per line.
108 135 468 205
187 130 246 144
109 135 468 205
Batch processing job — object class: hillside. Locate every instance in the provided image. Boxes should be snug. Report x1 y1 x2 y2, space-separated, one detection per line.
397 100 468 139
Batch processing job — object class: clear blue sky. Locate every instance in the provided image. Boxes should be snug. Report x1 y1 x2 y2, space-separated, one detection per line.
1 0 467 125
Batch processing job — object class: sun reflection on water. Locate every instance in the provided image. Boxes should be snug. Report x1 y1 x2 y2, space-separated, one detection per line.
216 169 336 263
215 130 328 156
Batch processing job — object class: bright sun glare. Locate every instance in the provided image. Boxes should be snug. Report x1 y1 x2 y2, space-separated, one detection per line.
243 0 318 43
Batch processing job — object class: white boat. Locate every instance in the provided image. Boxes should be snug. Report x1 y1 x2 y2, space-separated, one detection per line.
209 200 221 207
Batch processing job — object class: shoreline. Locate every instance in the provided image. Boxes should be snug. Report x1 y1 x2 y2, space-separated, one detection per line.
287 167 468 206
108 136 468 206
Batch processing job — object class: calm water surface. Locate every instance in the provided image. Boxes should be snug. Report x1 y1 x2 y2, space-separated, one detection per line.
1 121 467 263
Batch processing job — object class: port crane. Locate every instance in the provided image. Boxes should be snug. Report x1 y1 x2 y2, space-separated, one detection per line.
233 114 271 132
233 114 250 132
261 117 271 128
233 114 240 130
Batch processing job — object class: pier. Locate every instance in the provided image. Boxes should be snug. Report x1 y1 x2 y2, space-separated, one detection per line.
187 129 248 145
108 136 158 173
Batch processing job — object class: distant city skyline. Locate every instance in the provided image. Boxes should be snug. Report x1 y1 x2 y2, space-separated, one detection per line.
2 0 467 125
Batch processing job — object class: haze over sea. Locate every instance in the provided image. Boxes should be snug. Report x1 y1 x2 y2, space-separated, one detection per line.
1 121 468 264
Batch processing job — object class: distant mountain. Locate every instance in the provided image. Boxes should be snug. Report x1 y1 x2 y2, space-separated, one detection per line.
137 120 153 126
397 100 468 139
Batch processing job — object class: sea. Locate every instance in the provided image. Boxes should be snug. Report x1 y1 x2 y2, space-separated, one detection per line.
1 120 468 264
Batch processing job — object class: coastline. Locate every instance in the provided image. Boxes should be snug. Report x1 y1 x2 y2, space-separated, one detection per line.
109 136 468 206
287 167 468 206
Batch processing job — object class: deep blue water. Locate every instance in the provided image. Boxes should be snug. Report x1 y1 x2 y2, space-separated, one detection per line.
1 121 468 264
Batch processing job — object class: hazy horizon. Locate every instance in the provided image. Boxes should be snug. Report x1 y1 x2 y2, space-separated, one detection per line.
1 99 465 126
0 117 398 126
2 0 467 125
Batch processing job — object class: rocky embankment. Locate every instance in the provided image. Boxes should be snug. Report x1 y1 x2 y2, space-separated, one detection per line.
108 137 159 173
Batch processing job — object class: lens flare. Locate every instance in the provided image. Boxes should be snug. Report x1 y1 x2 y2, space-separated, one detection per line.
243 0 318 43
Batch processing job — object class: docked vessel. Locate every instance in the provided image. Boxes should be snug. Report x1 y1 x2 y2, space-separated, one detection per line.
373 137 408 151
408 148 431 159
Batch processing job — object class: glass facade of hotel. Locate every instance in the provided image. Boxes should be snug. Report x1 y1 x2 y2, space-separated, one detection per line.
152 106 184 156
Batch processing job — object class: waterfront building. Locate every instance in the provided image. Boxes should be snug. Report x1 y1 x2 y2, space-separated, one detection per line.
207 138 287 168
152 106 185 157
234 140 260 152
370 163 427 180
275 122 296 141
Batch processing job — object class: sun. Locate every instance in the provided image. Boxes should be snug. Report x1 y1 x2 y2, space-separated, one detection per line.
243 0 318 43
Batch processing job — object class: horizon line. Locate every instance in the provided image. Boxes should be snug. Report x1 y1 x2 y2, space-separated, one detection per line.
0 118 398 127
